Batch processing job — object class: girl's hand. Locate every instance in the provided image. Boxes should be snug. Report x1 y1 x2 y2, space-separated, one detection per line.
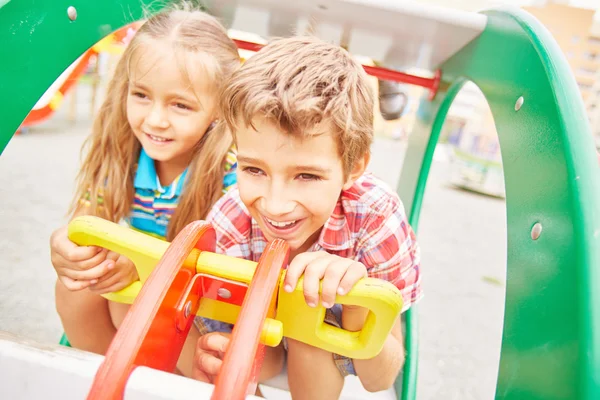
284 251 368 309
50 225 114 291
192 332 230 383
88 252 139 294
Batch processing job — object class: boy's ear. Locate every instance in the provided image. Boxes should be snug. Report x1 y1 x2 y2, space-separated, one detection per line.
343 152 370 190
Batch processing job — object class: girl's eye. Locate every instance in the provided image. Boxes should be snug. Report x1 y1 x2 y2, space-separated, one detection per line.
131 91 147 99
243 167 264 176
297 173 321 181
174 103 191 110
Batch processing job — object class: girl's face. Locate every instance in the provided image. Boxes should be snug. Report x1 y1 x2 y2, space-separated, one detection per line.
126 38 218 180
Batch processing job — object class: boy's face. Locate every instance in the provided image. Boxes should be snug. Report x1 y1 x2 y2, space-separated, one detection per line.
236 117 365 257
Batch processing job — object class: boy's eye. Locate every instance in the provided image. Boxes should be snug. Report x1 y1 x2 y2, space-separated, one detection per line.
243 166 264 176
297 173 321 181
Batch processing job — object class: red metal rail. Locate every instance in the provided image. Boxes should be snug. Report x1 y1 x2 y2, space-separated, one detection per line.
233 39 441 100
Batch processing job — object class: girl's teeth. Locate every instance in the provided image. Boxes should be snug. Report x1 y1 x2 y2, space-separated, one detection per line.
149 134 169 142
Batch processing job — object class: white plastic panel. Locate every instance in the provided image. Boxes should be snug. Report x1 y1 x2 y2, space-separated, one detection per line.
203 0 487 70
0 332 260 400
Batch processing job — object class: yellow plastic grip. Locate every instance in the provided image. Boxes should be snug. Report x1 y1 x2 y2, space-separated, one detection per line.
68 216 171 282
276 274 403 359
67 216 283 347
68 216 402 355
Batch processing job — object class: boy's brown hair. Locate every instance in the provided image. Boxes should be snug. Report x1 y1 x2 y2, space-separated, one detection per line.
220 36 374 175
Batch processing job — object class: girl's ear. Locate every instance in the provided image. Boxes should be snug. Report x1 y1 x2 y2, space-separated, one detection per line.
342 151 370 190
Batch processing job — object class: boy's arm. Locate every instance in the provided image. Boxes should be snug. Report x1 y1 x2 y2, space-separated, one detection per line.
343 311 404 392
348 196 420 391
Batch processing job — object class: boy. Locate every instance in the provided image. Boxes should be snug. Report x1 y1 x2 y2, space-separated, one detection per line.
191 36 422 398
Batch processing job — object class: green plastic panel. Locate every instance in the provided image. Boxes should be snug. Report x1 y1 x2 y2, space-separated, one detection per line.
397 6 600 400
0 0 167 153
2 2 599 400
395 78 469 400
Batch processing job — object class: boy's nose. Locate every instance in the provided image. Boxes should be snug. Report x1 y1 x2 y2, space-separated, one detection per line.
261 192 295 217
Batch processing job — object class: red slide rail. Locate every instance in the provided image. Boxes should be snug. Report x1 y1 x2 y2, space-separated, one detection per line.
233 38 441 100
86 221 215 400
211 240 289 399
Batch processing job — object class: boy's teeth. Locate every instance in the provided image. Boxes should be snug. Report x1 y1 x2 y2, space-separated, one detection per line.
267 218 296 227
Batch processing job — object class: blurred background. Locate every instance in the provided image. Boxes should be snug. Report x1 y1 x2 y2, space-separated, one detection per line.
1 0 598 399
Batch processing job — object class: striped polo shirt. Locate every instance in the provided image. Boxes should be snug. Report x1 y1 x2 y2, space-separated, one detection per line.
127 147 237 239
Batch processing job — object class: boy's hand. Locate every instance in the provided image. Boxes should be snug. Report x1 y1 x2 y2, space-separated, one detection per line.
88 251 139 294
50 225 114 291
192 332 230 383
284 251 367 309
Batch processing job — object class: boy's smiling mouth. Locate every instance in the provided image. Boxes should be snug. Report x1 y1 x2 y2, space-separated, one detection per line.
265 217 296 227
261 215 303 236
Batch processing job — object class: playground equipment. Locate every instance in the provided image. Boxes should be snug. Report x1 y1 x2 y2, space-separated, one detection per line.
16 23 138 131
1 1 599 400
70 216 402 399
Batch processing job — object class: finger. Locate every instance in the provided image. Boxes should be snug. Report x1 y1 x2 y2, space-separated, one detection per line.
198 332 230 354
52 246 107 271
59 275 93 291
115 256 139 281
338 262 368 296
195 351 223 379
92 258 138 292
72 248 109 271
54 233 104 262
67 259 115 281
104 251 121 262
88 270 122 294
284 252 324 293
302 256 333 308
320 259 351 308
191 363 211 383
51 247 106 274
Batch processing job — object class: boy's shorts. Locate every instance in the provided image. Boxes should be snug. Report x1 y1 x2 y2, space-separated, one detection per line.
194 303 356 377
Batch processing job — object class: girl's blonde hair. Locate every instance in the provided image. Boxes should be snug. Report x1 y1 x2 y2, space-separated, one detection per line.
70 4 240 240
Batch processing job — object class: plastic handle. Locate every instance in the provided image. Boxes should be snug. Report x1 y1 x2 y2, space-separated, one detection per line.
276 275 403 359
68 216 176 282
68 216 283 348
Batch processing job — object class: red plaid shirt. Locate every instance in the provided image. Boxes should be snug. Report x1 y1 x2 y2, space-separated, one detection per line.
206 173 422 312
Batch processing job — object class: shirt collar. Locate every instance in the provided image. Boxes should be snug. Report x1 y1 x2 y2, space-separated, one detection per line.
315 199 352 251
133 149 188 198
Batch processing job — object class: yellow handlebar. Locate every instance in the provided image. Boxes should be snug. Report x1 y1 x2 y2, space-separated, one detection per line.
68 216 403 359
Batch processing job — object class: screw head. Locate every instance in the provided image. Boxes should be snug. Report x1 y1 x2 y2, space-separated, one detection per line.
515 96 524 111
184 301 192 318
217 288 232 299
67 6 77 21
531 223 542 240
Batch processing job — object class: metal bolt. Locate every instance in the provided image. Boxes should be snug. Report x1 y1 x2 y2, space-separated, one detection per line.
184 301 192 319
217 288 232 299
515 96 524 111
67 6 77 21
531 223 542 240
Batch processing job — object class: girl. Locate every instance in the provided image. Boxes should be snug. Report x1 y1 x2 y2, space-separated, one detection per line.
49 4 239 376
